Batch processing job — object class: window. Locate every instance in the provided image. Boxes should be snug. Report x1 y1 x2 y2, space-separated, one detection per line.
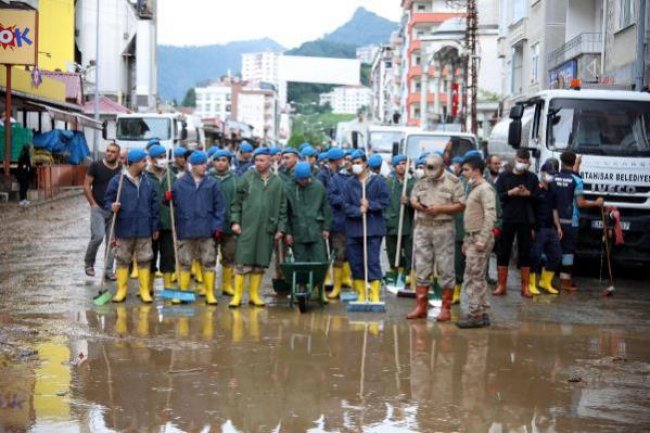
531 43 539 83
511 0 527 24
417 4 426 11
416 56 421 66
619 0 634 29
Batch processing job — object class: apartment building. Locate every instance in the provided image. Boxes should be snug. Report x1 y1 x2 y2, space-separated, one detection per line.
195 83 232 121
319 86 372 114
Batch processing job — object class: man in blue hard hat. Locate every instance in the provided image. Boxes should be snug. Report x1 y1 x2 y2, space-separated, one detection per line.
235 141 254 176
172 147 188 177
104 148 160 304
368 154 383 175
279 148 300 184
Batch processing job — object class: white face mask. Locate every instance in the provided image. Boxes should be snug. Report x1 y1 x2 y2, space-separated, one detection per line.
515 162 528 172
544 174 555 183
352 164 363 175
154 158 167 168
414 168 425 179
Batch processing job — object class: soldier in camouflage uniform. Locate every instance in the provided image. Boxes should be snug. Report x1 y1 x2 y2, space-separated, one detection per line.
457 157 497 328
407 154 466 321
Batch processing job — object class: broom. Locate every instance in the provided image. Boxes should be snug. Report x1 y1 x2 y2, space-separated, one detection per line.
386 157 410 295
93 169 125 306
161 164 196 302
348 174 386 313
601 207 615 297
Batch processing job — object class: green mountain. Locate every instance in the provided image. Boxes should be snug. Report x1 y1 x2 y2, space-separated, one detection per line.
158 38 285 103
324 7 398 47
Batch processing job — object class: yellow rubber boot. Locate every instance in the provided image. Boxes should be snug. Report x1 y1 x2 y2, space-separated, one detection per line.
155 270 163 279
202 309 214 340
229 274 245 308
192 260 203 283
248 273 265 307
176 317 189 338
529 273 541 296
370 280 382 303
540 269 559 294
354 280 367 302
112 267 130 303
195 265 206 296
342 262 353 287
172 271 192 304
324 268 333 287
138 267 153 303
231 310 243 342
222 266 235 296
452 283 461 305
204 271 218 305
162 272 175 289
171 272 177 282
327 267 343 299
130 260 139 279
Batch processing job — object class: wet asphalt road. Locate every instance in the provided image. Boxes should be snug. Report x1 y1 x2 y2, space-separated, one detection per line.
1 195 650 433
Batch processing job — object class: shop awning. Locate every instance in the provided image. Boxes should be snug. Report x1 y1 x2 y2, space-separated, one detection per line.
25 102 103 130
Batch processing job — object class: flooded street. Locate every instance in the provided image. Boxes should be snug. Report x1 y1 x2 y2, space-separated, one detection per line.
1 196 650 432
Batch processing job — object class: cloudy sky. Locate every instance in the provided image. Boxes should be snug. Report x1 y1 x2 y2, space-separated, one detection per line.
157 0 402 48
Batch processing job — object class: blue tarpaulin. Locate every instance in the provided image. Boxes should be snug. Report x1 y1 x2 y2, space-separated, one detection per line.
32 129 90 165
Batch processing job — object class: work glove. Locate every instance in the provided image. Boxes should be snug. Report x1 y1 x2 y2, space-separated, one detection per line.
492 227 502 238
213 230 224 240
165 191 173 202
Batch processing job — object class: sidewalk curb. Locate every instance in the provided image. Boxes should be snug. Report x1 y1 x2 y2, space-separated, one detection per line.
0 189 84 221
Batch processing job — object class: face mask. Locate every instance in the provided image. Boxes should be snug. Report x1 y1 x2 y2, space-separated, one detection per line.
544 174 555 183
515 162 528 172
352 164 363 175
154 158 167 168
414 168 425 179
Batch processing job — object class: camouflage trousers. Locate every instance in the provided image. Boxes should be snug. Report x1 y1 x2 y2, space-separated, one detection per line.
177 238 216 271
115 238 153 268
413 220 455 289
216 233 237 267
463 232 495 317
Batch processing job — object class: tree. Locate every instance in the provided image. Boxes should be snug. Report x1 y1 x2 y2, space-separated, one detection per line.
181 88 196 107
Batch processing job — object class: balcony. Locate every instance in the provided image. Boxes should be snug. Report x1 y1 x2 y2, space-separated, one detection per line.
507 18 527 46
547 32 603 70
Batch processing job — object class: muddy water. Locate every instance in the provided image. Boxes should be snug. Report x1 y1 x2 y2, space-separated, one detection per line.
1 196 650 432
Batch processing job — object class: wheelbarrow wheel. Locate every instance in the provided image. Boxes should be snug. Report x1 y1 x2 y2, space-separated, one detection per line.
297 293 308 313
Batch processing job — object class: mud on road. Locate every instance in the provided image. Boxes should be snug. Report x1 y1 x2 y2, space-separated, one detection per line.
1 195 650 432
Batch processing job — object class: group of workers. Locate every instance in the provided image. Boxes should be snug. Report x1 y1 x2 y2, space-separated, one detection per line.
83 136 603 328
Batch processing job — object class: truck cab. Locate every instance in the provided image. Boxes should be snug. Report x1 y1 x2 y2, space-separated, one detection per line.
105 113 188 154
402 131 479 162
506 88 650 264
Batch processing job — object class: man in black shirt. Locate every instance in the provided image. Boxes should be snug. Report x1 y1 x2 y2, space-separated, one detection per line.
494 149 539 298
83 142 122 279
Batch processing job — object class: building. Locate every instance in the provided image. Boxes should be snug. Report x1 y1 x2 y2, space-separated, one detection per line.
241 51 285 107
319 85 372 114
356 45 380 65
369 45 399 124
75 0 158 112
195 82 232 122
498 0 649 112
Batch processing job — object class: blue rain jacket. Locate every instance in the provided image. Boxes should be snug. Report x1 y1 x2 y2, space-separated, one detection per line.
104 173 160 239
343 174 390 238
172 173 225 240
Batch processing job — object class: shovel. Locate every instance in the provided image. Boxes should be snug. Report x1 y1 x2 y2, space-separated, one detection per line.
600 207 615 297
93 170 125 306
161 165 197 303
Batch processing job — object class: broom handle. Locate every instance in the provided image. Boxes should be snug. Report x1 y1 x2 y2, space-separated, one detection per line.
601 207 614 285
394 157 410 269
166 165 181 277
100 169 125 292
325 239 334 282
362 176 369 301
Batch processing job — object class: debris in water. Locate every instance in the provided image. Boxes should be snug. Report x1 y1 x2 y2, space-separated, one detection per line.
568 377 582 383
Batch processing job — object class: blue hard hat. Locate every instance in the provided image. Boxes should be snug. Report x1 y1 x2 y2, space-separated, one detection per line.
269 146 282 155
368 154 383 169
127 148 147 164
148 144 166 159
451 156 464 164
318 152 328 162
214 149 233 160
351 150 366 161
240 141 254 153
301 146 318 158
327 147 345 161
253 147 270 157
282 148 300 156
294 161 311 180
299 142 311 152
207 147 219 157
344 149 355 157
189 151 208 165
392 154 407 166
146 138 160 149
174 147 187 158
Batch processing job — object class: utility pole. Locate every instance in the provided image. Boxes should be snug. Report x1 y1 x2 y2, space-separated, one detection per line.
635 0 647 91
93 0 101 159
465 0 478 135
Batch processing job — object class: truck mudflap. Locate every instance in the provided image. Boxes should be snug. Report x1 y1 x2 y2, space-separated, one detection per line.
577 208 650 265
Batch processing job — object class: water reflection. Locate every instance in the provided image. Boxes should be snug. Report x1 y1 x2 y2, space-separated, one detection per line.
1 306 648 432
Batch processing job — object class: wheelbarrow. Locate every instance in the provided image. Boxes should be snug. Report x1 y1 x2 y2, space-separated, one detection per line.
278 248 332 313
